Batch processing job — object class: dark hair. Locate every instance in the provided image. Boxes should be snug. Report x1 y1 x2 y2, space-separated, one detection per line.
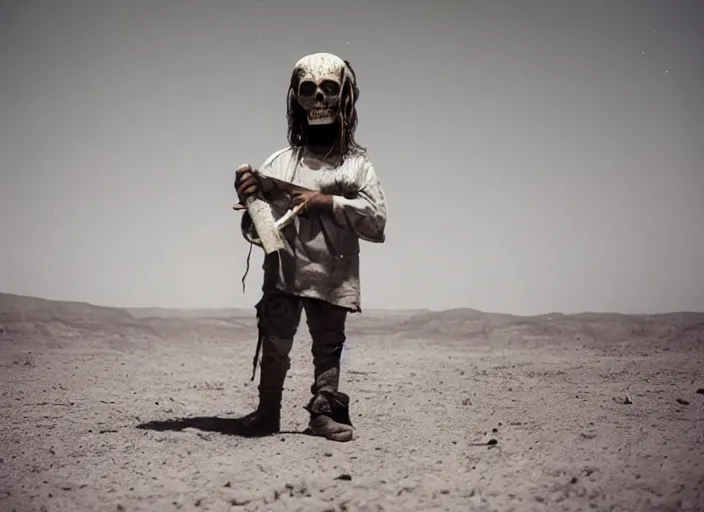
286 59 366 159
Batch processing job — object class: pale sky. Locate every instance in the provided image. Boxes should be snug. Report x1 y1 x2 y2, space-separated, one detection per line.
1 0 702 315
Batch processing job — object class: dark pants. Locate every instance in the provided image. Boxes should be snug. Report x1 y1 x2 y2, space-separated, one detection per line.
255 290 352 424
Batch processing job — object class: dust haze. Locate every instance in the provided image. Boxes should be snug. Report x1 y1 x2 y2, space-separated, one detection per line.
1 292 703 511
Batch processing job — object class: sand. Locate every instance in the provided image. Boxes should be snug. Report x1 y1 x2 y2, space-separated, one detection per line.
1 292 703 511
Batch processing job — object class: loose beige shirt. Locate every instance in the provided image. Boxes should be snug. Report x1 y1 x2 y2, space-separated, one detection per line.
240 147 387 313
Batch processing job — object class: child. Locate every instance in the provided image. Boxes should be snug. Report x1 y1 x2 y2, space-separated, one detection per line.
233 53 387 442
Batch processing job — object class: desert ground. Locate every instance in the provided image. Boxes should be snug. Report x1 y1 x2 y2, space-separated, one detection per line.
1 292 703 512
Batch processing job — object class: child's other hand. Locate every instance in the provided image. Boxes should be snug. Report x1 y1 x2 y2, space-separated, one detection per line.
293 190 333 212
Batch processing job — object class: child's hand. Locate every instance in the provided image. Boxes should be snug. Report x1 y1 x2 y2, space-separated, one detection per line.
235 164 260 203
293 190 333 212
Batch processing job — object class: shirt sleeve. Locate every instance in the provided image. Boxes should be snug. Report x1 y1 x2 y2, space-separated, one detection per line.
233 148 292 204
258 147 291 180
331 160 387 243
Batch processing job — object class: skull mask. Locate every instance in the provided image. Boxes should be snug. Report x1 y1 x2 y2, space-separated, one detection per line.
292 53 349 126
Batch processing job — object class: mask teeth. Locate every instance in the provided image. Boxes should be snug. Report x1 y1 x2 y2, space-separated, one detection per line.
310 108 334 119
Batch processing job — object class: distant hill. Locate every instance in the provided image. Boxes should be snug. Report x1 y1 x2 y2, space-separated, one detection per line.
125 307 253 319
0 293 429 323
394 307 704 345
0 293 135 324
1 293 702 348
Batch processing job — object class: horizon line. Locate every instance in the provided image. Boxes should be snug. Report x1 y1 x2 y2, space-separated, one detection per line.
1 291 702 318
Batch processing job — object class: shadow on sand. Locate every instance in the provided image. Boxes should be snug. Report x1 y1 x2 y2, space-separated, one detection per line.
136 416 309 437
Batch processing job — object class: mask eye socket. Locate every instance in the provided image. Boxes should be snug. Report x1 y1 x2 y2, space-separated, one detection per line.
320 80 340 96
298 81 317 97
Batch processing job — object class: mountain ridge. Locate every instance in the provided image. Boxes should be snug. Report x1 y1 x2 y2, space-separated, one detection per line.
2 292 702 320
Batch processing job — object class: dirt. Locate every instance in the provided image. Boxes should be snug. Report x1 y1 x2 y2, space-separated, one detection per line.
1 292 703 511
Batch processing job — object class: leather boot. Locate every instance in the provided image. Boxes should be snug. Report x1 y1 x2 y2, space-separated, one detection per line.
305 343 354 442
306 388 354 442
232 404 280 437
